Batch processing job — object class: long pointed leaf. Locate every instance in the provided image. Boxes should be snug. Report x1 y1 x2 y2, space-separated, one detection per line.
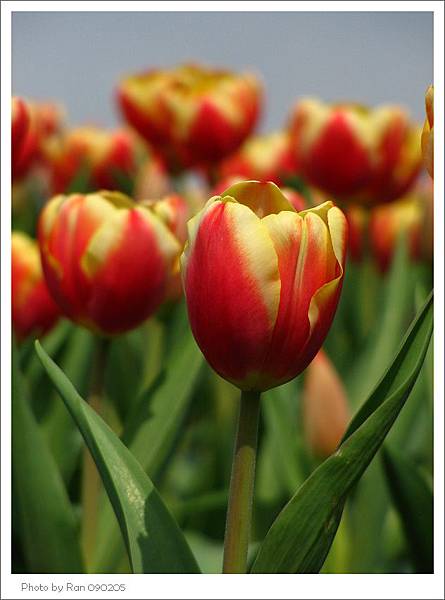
93 325 204 572
35 341 200 574
251 292 433 573
12 343 83 573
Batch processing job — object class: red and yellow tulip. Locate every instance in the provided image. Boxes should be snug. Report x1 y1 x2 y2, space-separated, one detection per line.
181 181 347 391
368 195 423 273
13 100 65 180
12 231 60 341
302 350 350 458
421 85 434 178
219 131 298 185
44 126 143 194
38 191 181 335
12 97 31 180
117 63 262 171
289 99 421 206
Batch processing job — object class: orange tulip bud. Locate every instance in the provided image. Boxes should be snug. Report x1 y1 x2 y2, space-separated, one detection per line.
345 204 368 263
12 232 60 341
134 157 172 202
421 85 434 178
38 191 181 335
117 63 262 171
181 181 347 391
219 131 299 185
302 350 350 458
289 99 422 206
44 126 143 194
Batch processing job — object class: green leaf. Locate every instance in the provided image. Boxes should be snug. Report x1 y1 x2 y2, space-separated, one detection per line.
35 341 200 574
93 326 205 572
251 292 433 573
12 342 83 573
382 446 433 573
41 327 95 484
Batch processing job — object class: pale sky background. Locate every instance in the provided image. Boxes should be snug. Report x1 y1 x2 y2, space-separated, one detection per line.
12 11 433 131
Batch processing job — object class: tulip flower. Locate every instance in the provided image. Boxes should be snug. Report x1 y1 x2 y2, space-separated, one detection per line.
38 191 181 335
369 196 423 273
12 97 30 179
117 63 262 171
181 180 347 392
13 100 65 180
44 126 143 194
302 350 350 458
289 98 422 206
421 85 434 178
219 131 299 185
12 231 60 341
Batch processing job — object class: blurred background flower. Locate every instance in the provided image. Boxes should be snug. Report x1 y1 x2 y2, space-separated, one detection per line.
12 231 60 341
421 85 434 178
117 63 262 174
38 191 181 335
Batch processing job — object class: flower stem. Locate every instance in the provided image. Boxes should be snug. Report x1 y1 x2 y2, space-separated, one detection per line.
223 389 261 574
81 336 109 570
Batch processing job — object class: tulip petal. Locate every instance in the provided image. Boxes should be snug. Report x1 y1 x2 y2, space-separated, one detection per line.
258 207 340 388
221 180 295 218
81 207 179 334
182 198 280 388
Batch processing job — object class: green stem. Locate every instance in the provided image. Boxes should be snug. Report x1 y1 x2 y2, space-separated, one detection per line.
223 390 261 574
81 336 109 570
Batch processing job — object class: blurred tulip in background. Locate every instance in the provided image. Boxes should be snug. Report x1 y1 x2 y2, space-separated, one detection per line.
12 231 60 341
117 63 262 173
289 98 421 206
38 191 181 335
421 85 434 178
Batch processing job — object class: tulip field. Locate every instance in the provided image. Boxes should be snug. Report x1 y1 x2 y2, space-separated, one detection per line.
10 44 435 578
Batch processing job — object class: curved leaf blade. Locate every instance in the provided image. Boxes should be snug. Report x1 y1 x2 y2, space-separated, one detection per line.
35 341 200 574
93 325 204 572
12 343 83 573
251 292 433 573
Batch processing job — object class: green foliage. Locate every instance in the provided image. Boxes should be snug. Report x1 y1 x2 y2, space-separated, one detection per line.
12 341 84 573
251 293 433 573
35 341 200 574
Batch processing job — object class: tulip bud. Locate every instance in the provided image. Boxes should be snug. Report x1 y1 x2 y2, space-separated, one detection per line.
134 157 172 201
12 231 60 341
421 86 434 178
38 191 181 335
289 99 421 206
12 97 30 180
117 63 262 171
44 126 143 194
369 196 423 273
181 181 347 391
219 131 298 185
302 350 350 458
